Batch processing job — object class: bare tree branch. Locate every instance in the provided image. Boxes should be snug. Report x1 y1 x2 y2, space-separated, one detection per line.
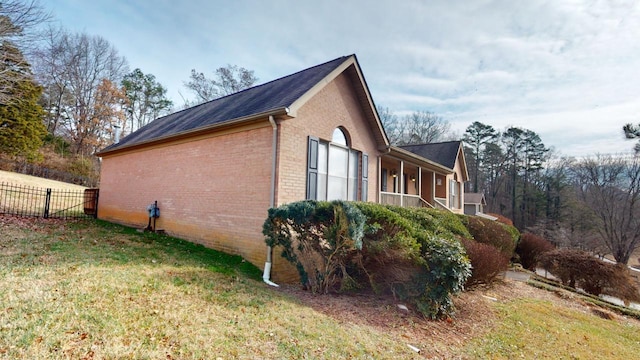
183 64 257 105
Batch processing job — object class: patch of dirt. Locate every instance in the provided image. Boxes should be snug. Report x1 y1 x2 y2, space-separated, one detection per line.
0 214 70 233
276 279 640 358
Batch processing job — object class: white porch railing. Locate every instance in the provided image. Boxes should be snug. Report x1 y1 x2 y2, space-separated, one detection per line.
433 198 453 212
380 192 434 208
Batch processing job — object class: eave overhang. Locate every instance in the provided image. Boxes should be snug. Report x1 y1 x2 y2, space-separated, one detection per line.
96 107 291 157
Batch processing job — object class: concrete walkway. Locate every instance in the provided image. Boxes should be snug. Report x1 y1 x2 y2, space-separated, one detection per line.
504 270 531 282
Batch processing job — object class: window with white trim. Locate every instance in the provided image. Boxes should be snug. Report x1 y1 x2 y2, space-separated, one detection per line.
307 128 367 201
450 176 458 209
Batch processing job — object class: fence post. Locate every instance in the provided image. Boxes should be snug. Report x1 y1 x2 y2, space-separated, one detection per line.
94 189 99 219
44 188 51 218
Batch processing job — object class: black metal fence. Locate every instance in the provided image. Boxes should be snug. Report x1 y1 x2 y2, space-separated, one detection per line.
0 182 99 219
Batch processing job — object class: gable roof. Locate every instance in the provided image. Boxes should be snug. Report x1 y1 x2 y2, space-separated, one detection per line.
399 141 463 169
464 192 486 205
387 146 454 174
98 55 389 156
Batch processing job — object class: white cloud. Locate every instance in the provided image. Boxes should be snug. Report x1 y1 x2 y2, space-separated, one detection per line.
44 0 640 157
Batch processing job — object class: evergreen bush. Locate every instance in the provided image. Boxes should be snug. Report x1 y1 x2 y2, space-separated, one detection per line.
355 203 471 318
264 201 471 319
389 206 472 240
262 200 365 293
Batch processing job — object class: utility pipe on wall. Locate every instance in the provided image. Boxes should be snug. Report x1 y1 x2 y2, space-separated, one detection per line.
263 115 279 287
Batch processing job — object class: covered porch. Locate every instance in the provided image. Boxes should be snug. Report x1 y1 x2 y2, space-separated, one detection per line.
378 147 455 211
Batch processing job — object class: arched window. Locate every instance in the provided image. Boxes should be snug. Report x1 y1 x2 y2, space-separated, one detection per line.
332 127 348 146
307 128 367 201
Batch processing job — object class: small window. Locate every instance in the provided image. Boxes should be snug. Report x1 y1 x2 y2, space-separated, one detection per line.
381 169 388 192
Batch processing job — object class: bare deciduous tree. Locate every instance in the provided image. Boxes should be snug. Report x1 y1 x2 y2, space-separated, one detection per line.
0 0 49 105
377 108 452 146
32 27 128 155
571 154 640 264
402 110 451 145
184 64 257 105
377 105 401 144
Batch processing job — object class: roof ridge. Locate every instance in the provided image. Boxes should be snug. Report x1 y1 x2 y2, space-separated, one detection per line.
98 55 355 155
207 55 351 102
153 55 352 120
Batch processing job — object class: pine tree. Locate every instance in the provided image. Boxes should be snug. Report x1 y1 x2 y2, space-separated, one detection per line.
463 121 498 192
0 42 45 160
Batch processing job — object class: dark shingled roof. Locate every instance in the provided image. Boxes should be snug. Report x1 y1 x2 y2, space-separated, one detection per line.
464 192 486 205
100 55 351 153
399 141 462 169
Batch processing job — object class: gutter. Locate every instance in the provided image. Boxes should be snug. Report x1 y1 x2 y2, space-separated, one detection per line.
263 114 282 287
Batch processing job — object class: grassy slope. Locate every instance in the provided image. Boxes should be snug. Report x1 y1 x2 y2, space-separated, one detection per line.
0 218 426 359
0 170 86 190
1 217 639 359
1 172 640 358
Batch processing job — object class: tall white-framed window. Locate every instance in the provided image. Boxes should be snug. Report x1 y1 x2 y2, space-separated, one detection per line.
307 128 367 201
449 177 458 209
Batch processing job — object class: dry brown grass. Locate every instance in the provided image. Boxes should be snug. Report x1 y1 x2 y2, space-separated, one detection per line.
2 215 639 359
0 170 86 190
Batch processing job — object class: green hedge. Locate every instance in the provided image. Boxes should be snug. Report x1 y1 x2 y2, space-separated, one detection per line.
263 201 471 319
262 200 365 294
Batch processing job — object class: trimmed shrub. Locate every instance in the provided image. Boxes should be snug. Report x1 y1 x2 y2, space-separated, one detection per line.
539 249 640 304
354 203 471 319
420 207 473 239
264 201 471 319
502 223 521 247
263 200 365 293
517 233 555 270
487 213 514 226
347 202 422 293
461 238 509 287
464 216 518 257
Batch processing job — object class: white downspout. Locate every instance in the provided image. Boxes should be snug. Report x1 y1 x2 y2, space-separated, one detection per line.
263 115 280 287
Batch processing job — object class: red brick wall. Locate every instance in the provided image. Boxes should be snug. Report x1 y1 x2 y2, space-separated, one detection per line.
99 70 385 283
99 123 274 271
277 71 381 205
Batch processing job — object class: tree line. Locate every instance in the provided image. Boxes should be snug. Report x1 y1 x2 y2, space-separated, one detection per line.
379 106 640 266
0 0 257 162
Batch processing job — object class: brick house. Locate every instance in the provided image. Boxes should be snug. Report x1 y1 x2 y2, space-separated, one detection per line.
96 55 468 283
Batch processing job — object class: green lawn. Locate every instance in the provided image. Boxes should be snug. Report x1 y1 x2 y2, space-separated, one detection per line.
1 217 639 359
0 218 426 359
466 299 640 359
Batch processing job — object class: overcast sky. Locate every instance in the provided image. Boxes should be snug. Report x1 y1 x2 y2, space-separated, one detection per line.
46 0 640 157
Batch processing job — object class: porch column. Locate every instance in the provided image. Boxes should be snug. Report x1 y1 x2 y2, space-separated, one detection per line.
432 172 436 203
417 166 422 199
399 160 404 207
377 155 382 203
